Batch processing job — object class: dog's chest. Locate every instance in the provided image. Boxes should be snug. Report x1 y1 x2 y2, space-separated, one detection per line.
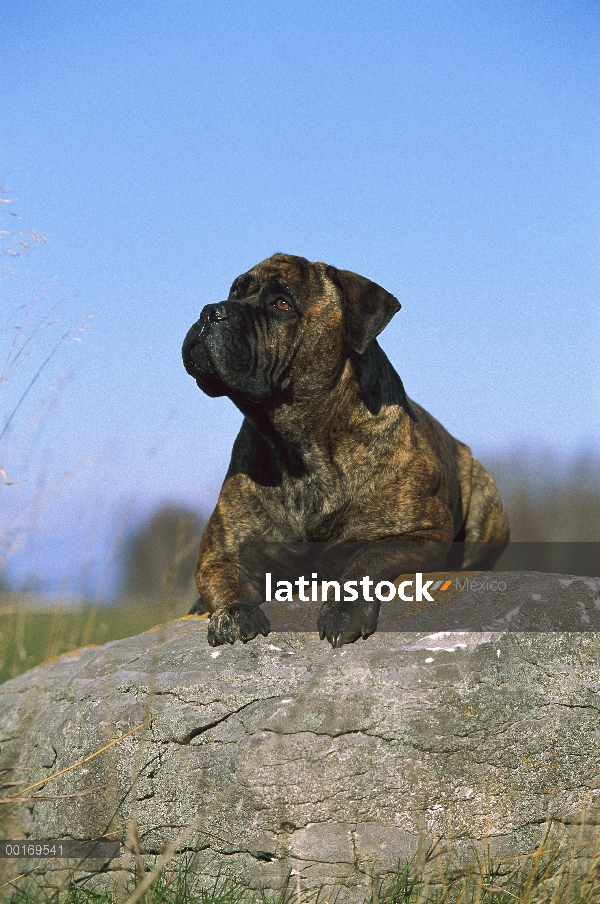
273 464 362 541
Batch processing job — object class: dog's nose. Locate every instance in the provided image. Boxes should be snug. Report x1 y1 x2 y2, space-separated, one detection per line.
209 303 230 323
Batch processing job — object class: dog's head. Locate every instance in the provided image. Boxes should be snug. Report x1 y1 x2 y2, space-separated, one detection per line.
182 254 400 406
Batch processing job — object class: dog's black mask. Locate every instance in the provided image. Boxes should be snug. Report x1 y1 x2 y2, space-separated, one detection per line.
183 299 264 401
182 285 300 405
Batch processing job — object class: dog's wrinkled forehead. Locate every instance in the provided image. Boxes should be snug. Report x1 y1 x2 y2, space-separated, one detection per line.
228 253 400 354
229 254 323 304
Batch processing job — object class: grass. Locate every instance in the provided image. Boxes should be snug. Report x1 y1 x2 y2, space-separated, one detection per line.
3 836 600 904
0 597 178 685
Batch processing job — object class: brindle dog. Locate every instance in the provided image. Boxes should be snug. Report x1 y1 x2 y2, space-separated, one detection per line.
182 254 509 647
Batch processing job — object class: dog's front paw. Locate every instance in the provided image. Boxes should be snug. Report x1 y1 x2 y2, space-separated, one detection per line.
207 603 271 646
317 599 380 648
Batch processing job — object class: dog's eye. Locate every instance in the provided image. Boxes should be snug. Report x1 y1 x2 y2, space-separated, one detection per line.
274 297 291 311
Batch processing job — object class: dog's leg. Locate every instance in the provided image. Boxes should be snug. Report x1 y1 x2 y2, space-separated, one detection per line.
317 538 450 647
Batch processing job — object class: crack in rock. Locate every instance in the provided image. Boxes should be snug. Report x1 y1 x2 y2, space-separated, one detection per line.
173 695 284 744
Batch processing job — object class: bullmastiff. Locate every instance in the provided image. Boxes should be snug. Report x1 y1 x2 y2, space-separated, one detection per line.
182 253 509 647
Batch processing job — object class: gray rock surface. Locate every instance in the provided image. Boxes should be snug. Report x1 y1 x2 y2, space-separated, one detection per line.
1 572 600 901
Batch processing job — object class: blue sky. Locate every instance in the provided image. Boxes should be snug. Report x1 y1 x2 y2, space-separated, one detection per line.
1 0 599 594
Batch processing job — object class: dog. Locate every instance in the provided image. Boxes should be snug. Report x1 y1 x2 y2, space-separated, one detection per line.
182 254 509 647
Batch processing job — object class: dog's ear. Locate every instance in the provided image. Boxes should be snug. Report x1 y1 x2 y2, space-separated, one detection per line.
327 266 401 354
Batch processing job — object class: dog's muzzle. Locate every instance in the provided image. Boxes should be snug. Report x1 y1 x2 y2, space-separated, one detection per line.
182 324 209 377
182 304 229 378
183 298 275 402
182 305 231 399
183 301 258 398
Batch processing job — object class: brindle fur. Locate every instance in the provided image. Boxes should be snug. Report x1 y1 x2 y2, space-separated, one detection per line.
182 254 509 647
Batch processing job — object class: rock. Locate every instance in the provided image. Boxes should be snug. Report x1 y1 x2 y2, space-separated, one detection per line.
1 572 600 902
